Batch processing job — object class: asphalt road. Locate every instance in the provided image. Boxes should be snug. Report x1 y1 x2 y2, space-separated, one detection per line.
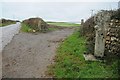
0 22 21 52
0 22 21 79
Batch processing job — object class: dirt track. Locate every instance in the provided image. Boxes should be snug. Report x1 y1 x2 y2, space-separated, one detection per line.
2 28 75 78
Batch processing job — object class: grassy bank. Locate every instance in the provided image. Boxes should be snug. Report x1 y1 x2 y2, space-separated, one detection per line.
47 30 119 78
47 22 80 27
21 23 59 32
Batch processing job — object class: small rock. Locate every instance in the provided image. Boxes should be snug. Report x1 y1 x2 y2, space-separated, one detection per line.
111 37 116 41
48 45 50 47
83 54 97 61
110 23 113 26
106 36 110 41
33 30 36 33
5 64 10 67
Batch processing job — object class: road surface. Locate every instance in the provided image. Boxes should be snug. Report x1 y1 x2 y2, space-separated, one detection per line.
0 22 21 52
2 28 75 78
0 22 21 79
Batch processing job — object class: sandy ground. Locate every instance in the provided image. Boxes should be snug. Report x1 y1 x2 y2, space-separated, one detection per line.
2 28 75 78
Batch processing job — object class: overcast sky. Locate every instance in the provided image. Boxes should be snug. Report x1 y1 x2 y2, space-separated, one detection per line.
0 0 119 22
1 0 120 2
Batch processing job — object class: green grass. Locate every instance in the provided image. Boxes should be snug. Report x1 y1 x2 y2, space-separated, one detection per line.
0 22 16 27
47 22 80 27
47 30 119 78
48 27 58 31
20 23 33 32
0 23 2 27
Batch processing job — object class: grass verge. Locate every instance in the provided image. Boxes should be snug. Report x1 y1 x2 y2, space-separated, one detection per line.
47 22 80 27
0 22 16 27
47 30 119 78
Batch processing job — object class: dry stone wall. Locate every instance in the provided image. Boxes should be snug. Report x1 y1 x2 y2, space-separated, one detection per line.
105 19 120 56
80 17 95 55
81 10 120 58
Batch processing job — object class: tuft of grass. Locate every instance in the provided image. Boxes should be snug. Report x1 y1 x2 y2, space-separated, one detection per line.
47 31 119 78
20 23 33 32
47 22 80 27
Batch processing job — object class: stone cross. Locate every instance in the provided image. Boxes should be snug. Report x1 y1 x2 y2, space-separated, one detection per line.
94 11 111 57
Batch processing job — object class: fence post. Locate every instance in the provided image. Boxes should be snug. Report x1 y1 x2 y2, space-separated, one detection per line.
80 19 84 36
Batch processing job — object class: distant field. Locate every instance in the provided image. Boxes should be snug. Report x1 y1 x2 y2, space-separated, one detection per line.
47 22 80 27
0 22 16 27
21 21 80 33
